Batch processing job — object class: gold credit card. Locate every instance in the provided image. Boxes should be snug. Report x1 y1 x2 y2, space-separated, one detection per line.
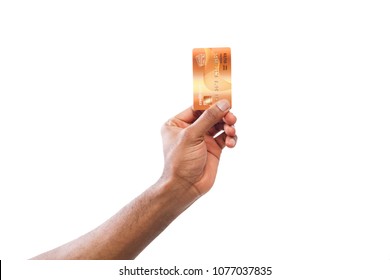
193 47 231 110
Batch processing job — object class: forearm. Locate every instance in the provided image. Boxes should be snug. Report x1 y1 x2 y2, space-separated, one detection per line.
31 101 236 260
31 177 199 260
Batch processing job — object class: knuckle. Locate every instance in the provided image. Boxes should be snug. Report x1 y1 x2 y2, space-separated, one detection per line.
161 118 173 135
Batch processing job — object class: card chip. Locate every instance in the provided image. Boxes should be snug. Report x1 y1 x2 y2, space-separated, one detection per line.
203 96 213 105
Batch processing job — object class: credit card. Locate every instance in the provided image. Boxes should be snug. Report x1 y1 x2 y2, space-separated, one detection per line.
193 47 231 110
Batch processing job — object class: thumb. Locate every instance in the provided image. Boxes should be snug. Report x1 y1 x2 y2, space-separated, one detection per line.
190 99 231 137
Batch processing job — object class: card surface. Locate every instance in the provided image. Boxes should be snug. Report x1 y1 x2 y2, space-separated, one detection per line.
193 47 231 110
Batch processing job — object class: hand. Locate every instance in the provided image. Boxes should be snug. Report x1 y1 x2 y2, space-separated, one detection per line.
160 100 237 197
31 100 238 260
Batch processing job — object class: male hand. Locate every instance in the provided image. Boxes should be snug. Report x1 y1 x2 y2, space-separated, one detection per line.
161 100 237 197
31 100 237 260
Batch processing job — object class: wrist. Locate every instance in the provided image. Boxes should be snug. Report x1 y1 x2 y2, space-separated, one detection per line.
154 175 201 213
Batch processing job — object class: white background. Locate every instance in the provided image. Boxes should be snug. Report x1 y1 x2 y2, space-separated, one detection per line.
1 0 389 279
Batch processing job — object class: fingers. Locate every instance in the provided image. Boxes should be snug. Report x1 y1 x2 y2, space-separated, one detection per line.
207 122 235 138
223 111 237 126
223 123 236 137
166 99 237 149
226 135 238 148
214 132 238 149
168 101 236 131
207 122 224 136
189 100 231 138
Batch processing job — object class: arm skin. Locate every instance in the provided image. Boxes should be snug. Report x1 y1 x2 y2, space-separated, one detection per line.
31 99 237 260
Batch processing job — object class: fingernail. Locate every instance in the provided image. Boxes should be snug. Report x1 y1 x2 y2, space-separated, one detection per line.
216 100 230 111
228 137 236 147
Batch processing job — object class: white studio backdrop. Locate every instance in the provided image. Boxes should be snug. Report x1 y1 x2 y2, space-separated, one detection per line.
1 0 390 279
